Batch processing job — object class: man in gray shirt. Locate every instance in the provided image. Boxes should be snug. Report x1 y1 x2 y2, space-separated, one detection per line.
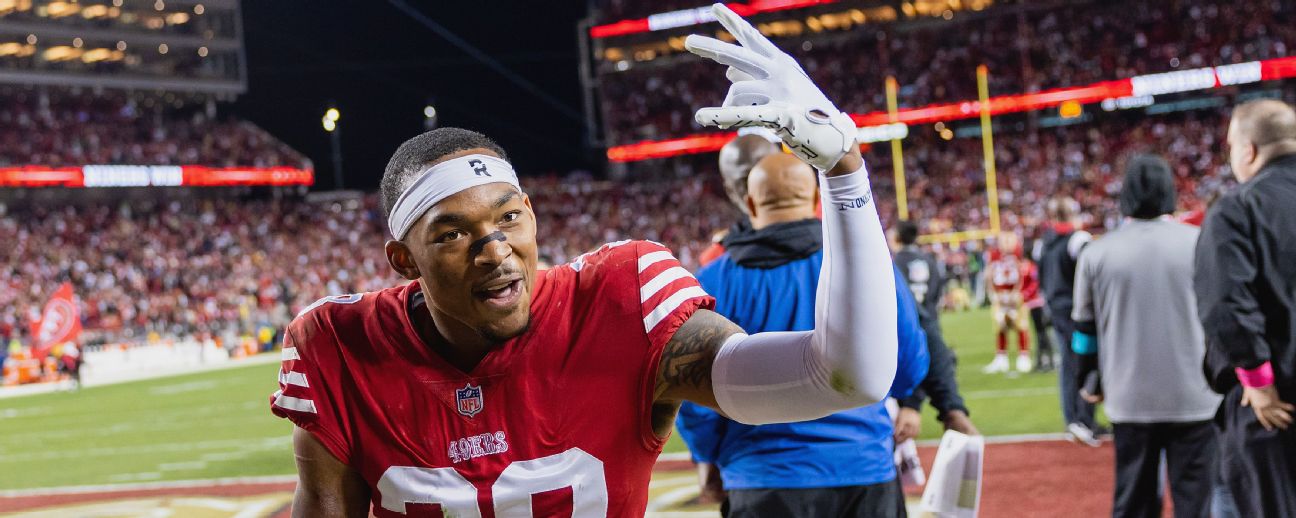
1072 154 1222 518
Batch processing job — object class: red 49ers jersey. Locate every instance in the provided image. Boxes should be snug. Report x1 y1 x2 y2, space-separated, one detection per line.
270 240 713 517
988 253 1026 307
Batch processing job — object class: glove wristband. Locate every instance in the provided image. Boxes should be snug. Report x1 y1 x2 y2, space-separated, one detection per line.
1236 361 1275 389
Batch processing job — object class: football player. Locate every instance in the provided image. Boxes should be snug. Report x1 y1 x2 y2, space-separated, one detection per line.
271 5 899 517
985 232 1032 373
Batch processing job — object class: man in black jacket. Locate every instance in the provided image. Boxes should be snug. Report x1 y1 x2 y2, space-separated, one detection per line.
1038 195 1102 446
1195 98 1296 517
890 220 979 441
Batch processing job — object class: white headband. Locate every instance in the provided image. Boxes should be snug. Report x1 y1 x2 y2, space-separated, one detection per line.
387 154 522 239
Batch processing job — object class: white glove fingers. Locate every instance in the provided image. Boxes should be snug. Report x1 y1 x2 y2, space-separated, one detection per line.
723 80 772 108
726 66 757 83
684 35 772 80
709 3 780 57
695 105 788 130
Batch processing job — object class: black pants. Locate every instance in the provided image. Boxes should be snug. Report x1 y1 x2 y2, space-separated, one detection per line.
1217 385 1296 518
1112 420 1215 518
724 479 904 518
1030 306 1054 369
1053 319 1096 428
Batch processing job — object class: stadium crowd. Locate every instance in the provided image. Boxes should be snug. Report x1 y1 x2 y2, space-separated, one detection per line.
0 177 736 349
598 0 1295 145
866 106 1237 241
0 87 310 169
0 102 1246 350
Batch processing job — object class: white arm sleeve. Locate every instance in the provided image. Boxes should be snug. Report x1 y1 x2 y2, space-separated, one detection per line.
710 164 899 425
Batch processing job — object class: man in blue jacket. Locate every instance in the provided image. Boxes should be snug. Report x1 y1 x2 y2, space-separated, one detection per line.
677 151 929 517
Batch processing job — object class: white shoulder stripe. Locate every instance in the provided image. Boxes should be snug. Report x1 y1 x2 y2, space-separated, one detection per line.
274 393 317 414
643 286 709 333
640 266 695 303
637 250 675 273
279 370 310 388
281 347 300 361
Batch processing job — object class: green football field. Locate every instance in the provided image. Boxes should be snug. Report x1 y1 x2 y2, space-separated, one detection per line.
0 307 1090 491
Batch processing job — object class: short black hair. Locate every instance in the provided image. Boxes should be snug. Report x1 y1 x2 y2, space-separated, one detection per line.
1119 153 1176 219
896 220 920 245
380 127 510 219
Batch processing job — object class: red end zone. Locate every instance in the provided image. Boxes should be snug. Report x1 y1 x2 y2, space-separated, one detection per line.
1 439 1117 517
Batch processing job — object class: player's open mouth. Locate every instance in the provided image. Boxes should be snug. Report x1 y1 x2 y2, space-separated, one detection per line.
475 279 523 308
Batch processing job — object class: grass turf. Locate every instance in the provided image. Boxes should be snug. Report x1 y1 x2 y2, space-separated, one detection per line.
0 307 1089 490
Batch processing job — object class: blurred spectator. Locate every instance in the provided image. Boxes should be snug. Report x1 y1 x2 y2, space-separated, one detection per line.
597 0 1295 146
0 87 309 169
1072 154 1220 518
1038 195 1102 447
1195 99 1296 517
891 219 978 442
0 175 737 348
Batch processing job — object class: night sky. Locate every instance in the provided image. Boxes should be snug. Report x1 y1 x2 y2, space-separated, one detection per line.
232 1 595 191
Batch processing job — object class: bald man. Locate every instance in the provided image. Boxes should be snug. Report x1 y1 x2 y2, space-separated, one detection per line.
1195 99 1296 517
699 132 782 266
675 153 929 517
719 131 781 209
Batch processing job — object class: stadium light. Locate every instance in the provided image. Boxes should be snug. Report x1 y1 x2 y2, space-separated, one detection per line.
423 105 436 118
323 103 344 189
1059 100 1084 119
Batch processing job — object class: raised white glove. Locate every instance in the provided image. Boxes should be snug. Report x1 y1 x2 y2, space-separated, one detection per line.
685 3 857 171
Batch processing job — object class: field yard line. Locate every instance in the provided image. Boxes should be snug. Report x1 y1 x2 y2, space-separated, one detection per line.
647 486 701 511
0 354 281 400
107 472 162 482
171 497 242 511
915 432 1070 447
0 475 298 497
648 475 695 490
231 497 283 518
0 436 291 462
658 452 690 462
962 386 1058 399
157 461 209 471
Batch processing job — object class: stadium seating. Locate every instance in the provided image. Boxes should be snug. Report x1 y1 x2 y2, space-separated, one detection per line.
0 176 736 348
0 99 1236 349
0 87 309 168
865 106 1235 239
596 0 1295 145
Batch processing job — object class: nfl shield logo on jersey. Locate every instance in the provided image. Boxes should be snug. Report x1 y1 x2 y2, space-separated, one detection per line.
455 383 484 417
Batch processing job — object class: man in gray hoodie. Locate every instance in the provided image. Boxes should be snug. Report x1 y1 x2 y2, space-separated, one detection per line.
1071 154 1222 518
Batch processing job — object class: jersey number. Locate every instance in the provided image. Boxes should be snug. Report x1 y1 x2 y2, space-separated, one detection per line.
376 448 608 517
906 259 930 303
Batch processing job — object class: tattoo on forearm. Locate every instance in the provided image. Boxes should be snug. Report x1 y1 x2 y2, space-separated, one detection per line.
655 310 742 400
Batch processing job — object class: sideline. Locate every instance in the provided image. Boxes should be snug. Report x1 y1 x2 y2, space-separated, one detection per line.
0 354 280 400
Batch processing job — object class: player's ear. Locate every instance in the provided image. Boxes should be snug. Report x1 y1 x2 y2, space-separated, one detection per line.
385 240 421 281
